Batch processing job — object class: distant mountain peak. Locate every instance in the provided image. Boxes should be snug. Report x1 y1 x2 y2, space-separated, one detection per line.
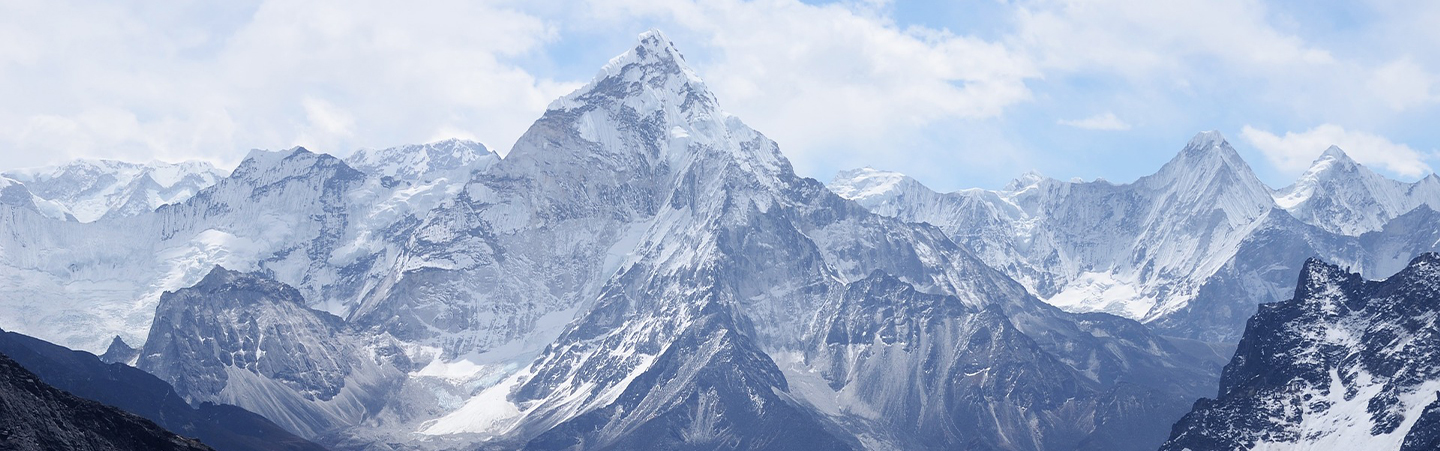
195 264 242 287
1295 145 1364 181
1004 170 1049 192
1153 131 1258 190
2 158 227 222
622 29 698 80
233 146 356 184
1272 142 1440 235
239 148 299 171
99 335 140 365
1176 130 1241 162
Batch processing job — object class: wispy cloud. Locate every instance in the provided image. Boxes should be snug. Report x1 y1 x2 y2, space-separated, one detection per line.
2 0 1440 188
1058 113 1131 131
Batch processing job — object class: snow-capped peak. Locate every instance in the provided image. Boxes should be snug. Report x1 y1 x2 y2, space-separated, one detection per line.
1185 130 1228 152
1273 145 1364 209
239 147 307 173
0 176 35 209
547 29 715 116
509 29 789 186
1272 144 1440 235
608 29 704 86
1318 144 1353 162
1148 130 1264 199
1173 130 1245 166
1146 131 1272 216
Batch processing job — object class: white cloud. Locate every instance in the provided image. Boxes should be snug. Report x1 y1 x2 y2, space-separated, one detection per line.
4 0 1440 191
0 0 576 170
1058 113 1131 131
296 97 356 152
1241 124 1433 178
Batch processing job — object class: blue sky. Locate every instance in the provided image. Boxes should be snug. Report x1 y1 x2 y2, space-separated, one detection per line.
1 0 1438 191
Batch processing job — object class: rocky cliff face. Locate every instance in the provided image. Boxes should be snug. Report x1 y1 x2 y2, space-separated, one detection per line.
138 266 403 440
1163 253 1440 450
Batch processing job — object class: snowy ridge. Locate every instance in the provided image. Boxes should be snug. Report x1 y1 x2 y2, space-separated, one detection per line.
829 132 1274 321
346 138 497 182
3 158 227 222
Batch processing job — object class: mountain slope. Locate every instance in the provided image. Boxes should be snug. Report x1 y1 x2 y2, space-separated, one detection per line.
0 328 323 451
1162 254 1440 450
420 30 1219 451
0 350 213 451
525 306 856 450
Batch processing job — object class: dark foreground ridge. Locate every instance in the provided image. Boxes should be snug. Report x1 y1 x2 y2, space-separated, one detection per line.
0 328 324 451
0 349 212 451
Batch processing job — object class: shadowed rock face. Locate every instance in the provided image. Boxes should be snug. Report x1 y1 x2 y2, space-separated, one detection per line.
138 266 403 440
0 328 323 451
0 350 212 451
801 272 1202 451
98 335 139 365
1163 253 1440 450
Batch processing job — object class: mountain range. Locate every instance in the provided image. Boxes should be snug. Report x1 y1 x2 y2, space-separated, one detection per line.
832 135 1440 343
1 29 1438 451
